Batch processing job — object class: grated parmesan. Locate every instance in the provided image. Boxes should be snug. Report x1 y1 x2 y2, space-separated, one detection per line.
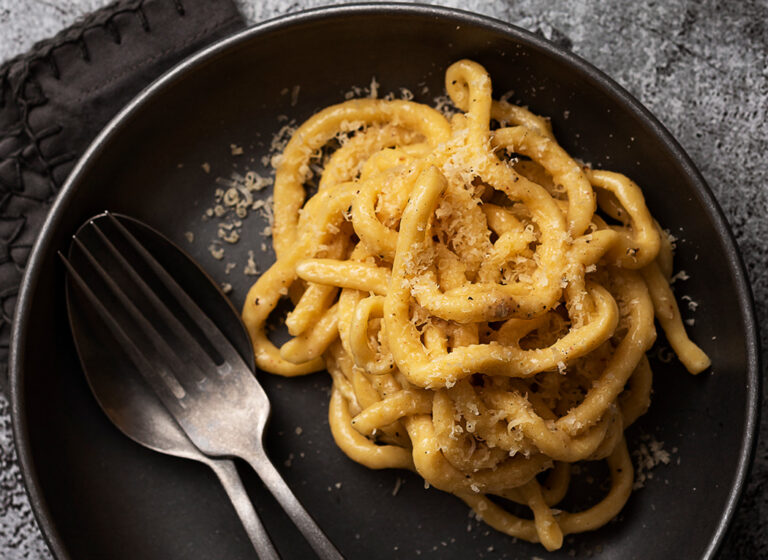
632 434 673 490
392 477 403 496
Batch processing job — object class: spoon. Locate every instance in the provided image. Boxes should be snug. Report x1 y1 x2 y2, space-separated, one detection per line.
64 213 279 560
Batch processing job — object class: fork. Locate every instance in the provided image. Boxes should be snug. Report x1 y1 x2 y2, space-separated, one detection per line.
61 212 344 560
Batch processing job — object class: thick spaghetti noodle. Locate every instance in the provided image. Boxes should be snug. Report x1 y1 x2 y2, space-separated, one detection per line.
242 60 709 550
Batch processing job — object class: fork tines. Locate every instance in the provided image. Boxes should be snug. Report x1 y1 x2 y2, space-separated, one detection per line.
61 213 246 409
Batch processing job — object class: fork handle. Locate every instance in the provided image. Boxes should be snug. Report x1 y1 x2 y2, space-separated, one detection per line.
207 458 281 560
245 449 344 560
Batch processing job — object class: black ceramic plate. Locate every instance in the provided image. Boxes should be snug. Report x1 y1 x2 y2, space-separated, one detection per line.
10 4 760 560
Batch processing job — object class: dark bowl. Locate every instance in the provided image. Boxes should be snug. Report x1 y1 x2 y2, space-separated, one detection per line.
10 4 760 559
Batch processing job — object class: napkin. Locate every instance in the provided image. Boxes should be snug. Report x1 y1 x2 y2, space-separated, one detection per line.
0 0 245 390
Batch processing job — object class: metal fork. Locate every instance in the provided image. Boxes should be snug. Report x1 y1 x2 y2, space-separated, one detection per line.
61 213 343 560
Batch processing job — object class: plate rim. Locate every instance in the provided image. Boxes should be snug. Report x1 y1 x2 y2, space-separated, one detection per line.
8 3 761 559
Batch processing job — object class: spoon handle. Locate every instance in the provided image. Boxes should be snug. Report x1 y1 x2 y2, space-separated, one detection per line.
244 447 344 560
207 458 281 560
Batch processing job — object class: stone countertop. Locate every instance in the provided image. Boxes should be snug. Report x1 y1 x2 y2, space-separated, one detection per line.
0 0 765 558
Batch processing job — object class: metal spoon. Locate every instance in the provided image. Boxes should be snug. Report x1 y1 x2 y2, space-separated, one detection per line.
64 214 279 560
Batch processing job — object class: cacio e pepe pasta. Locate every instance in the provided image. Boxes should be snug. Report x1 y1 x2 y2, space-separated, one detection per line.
242 60 709 551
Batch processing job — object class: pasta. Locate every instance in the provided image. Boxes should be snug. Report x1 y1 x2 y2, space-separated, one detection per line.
242 59 710 551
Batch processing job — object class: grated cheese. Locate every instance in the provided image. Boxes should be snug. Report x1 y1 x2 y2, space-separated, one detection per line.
670 269 689 284
632 435 673 490
244 250 259 276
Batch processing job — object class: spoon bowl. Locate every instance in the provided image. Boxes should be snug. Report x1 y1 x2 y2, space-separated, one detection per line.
66 213 254 456
64 213 279 559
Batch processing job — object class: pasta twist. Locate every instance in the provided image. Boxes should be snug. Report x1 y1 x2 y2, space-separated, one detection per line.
242 59 710 550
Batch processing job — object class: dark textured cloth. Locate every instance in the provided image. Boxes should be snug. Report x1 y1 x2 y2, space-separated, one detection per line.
0 0 244 391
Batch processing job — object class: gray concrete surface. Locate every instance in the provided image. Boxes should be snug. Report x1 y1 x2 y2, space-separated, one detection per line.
0 0 766 558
